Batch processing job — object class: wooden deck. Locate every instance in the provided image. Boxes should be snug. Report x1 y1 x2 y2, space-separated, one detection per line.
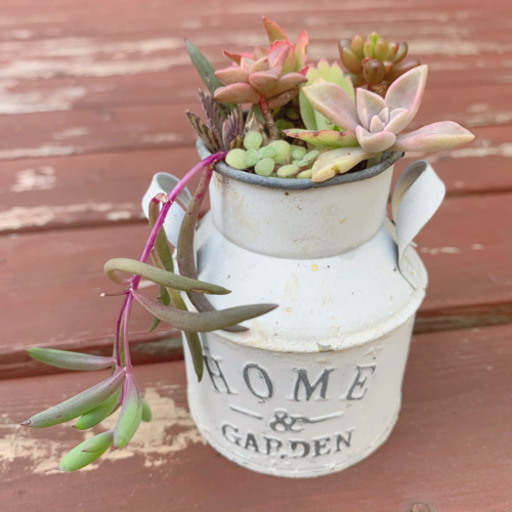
1 1 511 510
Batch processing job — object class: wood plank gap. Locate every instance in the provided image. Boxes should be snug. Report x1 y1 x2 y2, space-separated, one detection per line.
0 328 183 381
415 301 512 334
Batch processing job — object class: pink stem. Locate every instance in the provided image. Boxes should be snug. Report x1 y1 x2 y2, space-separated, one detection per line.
122 293 134 371
113 151 226 370
132 152 226 288
114 292 129 367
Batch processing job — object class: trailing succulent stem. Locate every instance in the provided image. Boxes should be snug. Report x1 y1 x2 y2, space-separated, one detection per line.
22 151 277 471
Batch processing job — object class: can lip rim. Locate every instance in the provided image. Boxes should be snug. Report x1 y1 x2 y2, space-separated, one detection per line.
196 139 403 190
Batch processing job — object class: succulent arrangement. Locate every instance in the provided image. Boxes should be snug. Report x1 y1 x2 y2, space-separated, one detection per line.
21 17 474 471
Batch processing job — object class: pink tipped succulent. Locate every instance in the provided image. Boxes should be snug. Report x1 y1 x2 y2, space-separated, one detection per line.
214 44 308 108
213 18 308 110
262 17 308 74
303 64 474 154
301 64 475 181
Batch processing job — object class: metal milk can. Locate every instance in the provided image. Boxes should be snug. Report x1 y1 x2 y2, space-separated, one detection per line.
143 145 445 478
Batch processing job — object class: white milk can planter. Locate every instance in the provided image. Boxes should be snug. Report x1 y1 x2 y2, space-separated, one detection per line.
142 143 445 478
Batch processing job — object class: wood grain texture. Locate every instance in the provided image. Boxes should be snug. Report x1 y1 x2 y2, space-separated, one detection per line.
0 0 510 509
0 122 509 236
0 224 183 379
1 190 511 377
1 324 511 512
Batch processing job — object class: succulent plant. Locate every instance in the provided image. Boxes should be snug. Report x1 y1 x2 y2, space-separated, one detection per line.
214 44 308 108
339 32 420 96
186 90 245 152
213 19 309 139
293 65 474 181
225 131 317 178
298 59 354 132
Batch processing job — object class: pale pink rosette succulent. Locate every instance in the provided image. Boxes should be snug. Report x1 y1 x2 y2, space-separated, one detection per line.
299 64 475 181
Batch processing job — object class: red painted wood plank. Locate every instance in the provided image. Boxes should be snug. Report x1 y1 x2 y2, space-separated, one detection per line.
0 123 508 235
0 147 202 234
1 190 511 376
416 192 512 330
0 224 183 379
1 324 511 512
0 81 497 163
0 0 509 53
0 102 198 161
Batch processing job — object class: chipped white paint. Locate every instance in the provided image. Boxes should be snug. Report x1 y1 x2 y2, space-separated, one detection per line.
0 80 86 114
0 386 203 476
10 166 55 193
140 132 182 144
0 202 136 231
420 246 460 255
410 40 512 56
1 56 191 79
0 37 193 79
181 19 203 29
100 387 206 469
0 144 75 161
29 37 184 58
425 143 512 164
106 210 133 221
447 143 512 159
3 29 33 40
0 14 66 26
465 109 512 127
472 244 485 250
467 103 491 114
53 127 89 140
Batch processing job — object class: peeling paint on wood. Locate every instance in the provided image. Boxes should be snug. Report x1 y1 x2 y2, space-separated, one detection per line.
0 202 137 231
0 385 203 476
0 80 87 114
10 166 55 192
0 1 510 509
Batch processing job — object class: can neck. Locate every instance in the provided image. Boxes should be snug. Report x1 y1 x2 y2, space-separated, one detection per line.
208 167 394 259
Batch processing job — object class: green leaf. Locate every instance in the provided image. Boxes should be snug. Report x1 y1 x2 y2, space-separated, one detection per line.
299 61 354 131
167 289 203 381
141 399 152 422
284 128 358 149
104 258 231 295
59 431 114 471
74 387 122 430
175 165 247 334
185 39 224 95
114 374 143 448
27 347 115 371
148 285 171 333
133 290 278 333
184 331 204 381
262 17 288 43
21 369 125 428
148 199 174 272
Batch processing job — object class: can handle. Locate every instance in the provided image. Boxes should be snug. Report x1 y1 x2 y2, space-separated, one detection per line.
141 172 192 247
391 160 446 286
